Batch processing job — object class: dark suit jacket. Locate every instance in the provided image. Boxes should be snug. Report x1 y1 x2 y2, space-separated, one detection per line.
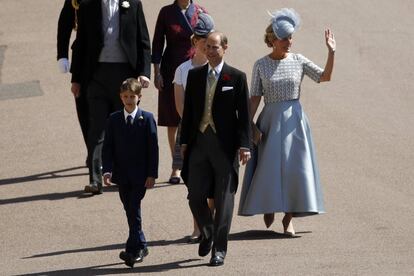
180 63 251 181
102 108 158 186
57 0 77 60
71 0 151 83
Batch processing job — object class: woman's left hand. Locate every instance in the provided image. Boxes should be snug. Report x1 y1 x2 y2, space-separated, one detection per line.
325 29 336 53
239 148 251 165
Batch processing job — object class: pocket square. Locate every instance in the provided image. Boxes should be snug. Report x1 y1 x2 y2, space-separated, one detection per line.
222 86 233 92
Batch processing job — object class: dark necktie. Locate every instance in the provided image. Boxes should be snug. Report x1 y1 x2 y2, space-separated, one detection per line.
127 115 133 127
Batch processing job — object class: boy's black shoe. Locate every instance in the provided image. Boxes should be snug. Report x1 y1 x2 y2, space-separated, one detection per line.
124 248 149 268
119 251 129 262
84 183 102 194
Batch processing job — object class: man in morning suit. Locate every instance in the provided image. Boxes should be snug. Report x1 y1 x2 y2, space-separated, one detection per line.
180 32 252 266
57 0 89 154
70 0 151 194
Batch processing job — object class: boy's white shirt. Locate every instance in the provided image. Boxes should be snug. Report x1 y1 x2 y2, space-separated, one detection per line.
123 106 138 122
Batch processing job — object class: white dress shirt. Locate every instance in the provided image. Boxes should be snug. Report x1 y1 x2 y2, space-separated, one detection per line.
124 106 138 123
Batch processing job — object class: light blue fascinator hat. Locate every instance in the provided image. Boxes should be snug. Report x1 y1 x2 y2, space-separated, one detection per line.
268 8 301 39
193 12 215 38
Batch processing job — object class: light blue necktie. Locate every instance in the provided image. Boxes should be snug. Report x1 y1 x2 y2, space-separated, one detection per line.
208 69 216 88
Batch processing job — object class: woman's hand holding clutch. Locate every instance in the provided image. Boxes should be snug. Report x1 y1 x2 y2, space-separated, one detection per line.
251 122 262 145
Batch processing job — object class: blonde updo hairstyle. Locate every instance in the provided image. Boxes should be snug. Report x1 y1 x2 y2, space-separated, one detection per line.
191 34 204 47
264 24 277 48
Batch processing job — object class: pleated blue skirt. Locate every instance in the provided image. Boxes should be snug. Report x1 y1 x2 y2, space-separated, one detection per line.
238 100 325 217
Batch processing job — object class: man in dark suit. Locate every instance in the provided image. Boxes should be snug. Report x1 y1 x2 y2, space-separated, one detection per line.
180 32 252 266
57 0 89 153
102 78 158 268
70 0 151 194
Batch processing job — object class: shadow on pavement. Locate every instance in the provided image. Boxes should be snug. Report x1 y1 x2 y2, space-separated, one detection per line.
0 166 88 186
23 231 308 259
23 244 125 259
15 259 205 275
152 182 184 189
24 238 188 259
229 230 311 240
0 173 179 205
0 191 98 205
0 185 122 206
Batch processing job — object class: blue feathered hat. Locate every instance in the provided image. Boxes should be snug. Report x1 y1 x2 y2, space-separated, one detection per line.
268 8 301 39
193 12 215 38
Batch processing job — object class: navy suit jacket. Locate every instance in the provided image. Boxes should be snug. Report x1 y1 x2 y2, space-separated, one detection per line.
102 108 158 187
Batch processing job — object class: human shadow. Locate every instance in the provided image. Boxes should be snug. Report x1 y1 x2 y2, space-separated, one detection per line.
0 166 88 186
0 169 184 205
229 230 309 240
0 190 90 205
23 244 124 259
0 166 178 188
152 182 185 189
15 259 205 275
0 45 43 100
0 183 121 206
23 238 188 259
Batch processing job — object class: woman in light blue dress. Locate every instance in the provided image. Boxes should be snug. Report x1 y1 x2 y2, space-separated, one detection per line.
238 8 336 236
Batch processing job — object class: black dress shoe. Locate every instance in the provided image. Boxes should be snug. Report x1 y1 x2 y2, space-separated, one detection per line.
198 236 213 257
84 183 102 195
124 248 149 268
209 255 224 266
119 251 128 262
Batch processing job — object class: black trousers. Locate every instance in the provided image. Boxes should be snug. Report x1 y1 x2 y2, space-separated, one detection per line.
188 127 237 256
119 183 147 255
75 84 89 148
86 62 135 188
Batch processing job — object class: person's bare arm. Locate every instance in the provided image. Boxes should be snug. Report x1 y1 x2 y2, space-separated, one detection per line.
320 29 336 82
174 83 185 118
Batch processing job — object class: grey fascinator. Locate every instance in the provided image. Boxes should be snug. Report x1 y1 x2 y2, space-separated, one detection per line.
268 8 301 39
193 13 215 38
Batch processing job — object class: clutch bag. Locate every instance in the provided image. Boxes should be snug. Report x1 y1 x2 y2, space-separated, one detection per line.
251 122 262 145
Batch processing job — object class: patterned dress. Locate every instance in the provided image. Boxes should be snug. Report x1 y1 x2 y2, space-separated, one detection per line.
238 53 326 217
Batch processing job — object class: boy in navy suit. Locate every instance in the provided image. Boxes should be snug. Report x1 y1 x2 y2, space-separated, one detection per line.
102 78 158 268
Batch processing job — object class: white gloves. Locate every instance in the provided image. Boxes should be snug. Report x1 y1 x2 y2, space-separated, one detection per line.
58 58 70 73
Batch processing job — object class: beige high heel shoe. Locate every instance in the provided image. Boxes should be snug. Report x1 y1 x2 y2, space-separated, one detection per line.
282 215 295 237
263 213 275 228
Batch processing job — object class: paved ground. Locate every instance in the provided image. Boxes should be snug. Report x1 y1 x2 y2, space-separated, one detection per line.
0 0 413 275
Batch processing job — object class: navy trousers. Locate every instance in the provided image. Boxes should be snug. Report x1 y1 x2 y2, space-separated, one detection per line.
118 183 147 256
